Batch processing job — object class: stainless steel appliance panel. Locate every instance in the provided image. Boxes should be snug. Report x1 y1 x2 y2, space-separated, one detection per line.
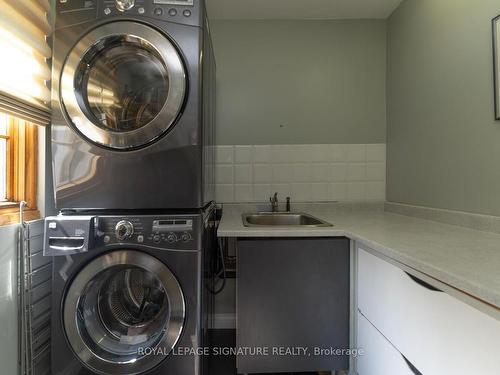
51 0 215 210
49 208 217 375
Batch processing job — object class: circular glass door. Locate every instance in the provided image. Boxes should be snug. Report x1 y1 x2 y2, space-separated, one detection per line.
64 250 185 375
60 22 186 150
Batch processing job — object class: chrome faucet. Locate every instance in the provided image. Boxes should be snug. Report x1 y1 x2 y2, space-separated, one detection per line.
269 192 279 212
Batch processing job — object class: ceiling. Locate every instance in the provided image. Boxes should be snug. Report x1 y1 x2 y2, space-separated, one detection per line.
206 0 404 20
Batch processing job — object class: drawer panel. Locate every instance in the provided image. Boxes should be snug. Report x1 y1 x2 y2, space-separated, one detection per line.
357 247 500 375
357 312 417 375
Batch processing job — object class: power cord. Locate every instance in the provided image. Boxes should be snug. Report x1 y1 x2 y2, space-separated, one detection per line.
211 237 226 295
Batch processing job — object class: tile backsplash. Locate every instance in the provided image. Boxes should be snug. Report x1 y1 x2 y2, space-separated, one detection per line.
215 144 386 203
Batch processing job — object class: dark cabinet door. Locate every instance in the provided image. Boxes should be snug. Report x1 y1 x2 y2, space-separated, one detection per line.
237 238 350 374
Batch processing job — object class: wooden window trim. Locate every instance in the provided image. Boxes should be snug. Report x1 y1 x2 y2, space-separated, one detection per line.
0 117 39 226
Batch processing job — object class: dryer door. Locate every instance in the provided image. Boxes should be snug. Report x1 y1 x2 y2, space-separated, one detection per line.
60 21 186 150
63 250 185 375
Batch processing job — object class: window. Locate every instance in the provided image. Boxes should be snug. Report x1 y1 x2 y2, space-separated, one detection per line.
0 112 39 225
0 1 51 225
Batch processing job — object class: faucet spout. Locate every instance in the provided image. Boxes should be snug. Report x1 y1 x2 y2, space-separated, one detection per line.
269 192 279 212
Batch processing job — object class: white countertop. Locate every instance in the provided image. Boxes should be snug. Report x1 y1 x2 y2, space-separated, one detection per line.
218 203 500 309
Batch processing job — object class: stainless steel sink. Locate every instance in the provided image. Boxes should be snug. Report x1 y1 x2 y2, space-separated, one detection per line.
242 212 333 227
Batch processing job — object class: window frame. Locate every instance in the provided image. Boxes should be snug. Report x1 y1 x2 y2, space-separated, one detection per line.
0 115 39 225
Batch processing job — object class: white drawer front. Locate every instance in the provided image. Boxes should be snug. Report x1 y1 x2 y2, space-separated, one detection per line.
357 247 500 375
357 312 417 375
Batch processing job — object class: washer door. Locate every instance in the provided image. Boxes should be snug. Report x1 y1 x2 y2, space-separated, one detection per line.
60 21 186 150
64 250 185 375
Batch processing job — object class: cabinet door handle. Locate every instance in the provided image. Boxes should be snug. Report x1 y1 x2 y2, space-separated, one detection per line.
405 272 442 292
401 354 423 375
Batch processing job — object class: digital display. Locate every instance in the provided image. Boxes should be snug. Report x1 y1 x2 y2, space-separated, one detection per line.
158 220 187 225
154 0 194 5
158 220 173 225
153 219 192 232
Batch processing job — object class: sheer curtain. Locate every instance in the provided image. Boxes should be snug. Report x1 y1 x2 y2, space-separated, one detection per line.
0 0 51 125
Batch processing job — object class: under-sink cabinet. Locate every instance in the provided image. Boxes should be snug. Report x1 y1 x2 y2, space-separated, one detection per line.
236 238 350 374
356 246 500 374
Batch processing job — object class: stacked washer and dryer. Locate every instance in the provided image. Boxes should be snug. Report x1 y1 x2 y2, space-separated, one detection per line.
44 1 217 374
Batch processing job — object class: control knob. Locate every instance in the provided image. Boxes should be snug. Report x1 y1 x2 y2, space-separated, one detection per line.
167 232 177 243
181 232 191 242
115 220 134 240
115 0 135 11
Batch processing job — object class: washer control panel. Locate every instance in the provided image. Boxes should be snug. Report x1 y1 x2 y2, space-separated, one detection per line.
96 215 199 250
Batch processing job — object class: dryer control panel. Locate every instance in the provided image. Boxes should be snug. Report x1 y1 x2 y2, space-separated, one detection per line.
95 215 200 251
98 0 201 27
55 0 202 28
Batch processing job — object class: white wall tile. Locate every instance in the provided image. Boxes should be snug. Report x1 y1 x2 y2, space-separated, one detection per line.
253 164 273 183
347 144 367 162
366 182 385 200
253 184 271 201
311 183 329 201
234 184 253 201
289 145 311 162
215 164 233 184
215 144 386 203
253 145 272 163
366 162 386 181
216 184 234 202
271 145 293 163
272 164 294 183
310 144 332 162
347 182 366 201
366 144 386 162
234 164 253 183
215 146 233 163
331 144 349 162
234 146 253 163
271 183 291 198
311 163 331 182
331 163 348 182
347 163 366 181
291 183 312 201
330 183 348 201
292 164 312 182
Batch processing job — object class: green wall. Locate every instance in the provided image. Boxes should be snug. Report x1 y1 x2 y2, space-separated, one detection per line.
211 20 387 145
387 0 500 216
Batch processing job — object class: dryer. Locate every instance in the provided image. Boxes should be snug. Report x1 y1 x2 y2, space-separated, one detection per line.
45 206 217 375
51 0 216 210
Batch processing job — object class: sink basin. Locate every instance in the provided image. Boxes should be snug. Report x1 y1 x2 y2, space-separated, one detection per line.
242 212 333 227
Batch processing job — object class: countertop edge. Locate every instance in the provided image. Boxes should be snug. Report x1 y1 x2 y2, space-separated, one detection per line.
217 213 500 314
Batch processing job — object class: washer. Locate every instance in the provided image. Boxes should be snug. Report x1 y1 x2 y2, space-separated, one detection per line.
45 206 217 375
51 0 216 210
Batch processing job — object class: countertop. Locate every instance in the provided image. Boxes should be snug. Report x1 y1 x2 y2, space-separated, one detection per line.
218 203 500 310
